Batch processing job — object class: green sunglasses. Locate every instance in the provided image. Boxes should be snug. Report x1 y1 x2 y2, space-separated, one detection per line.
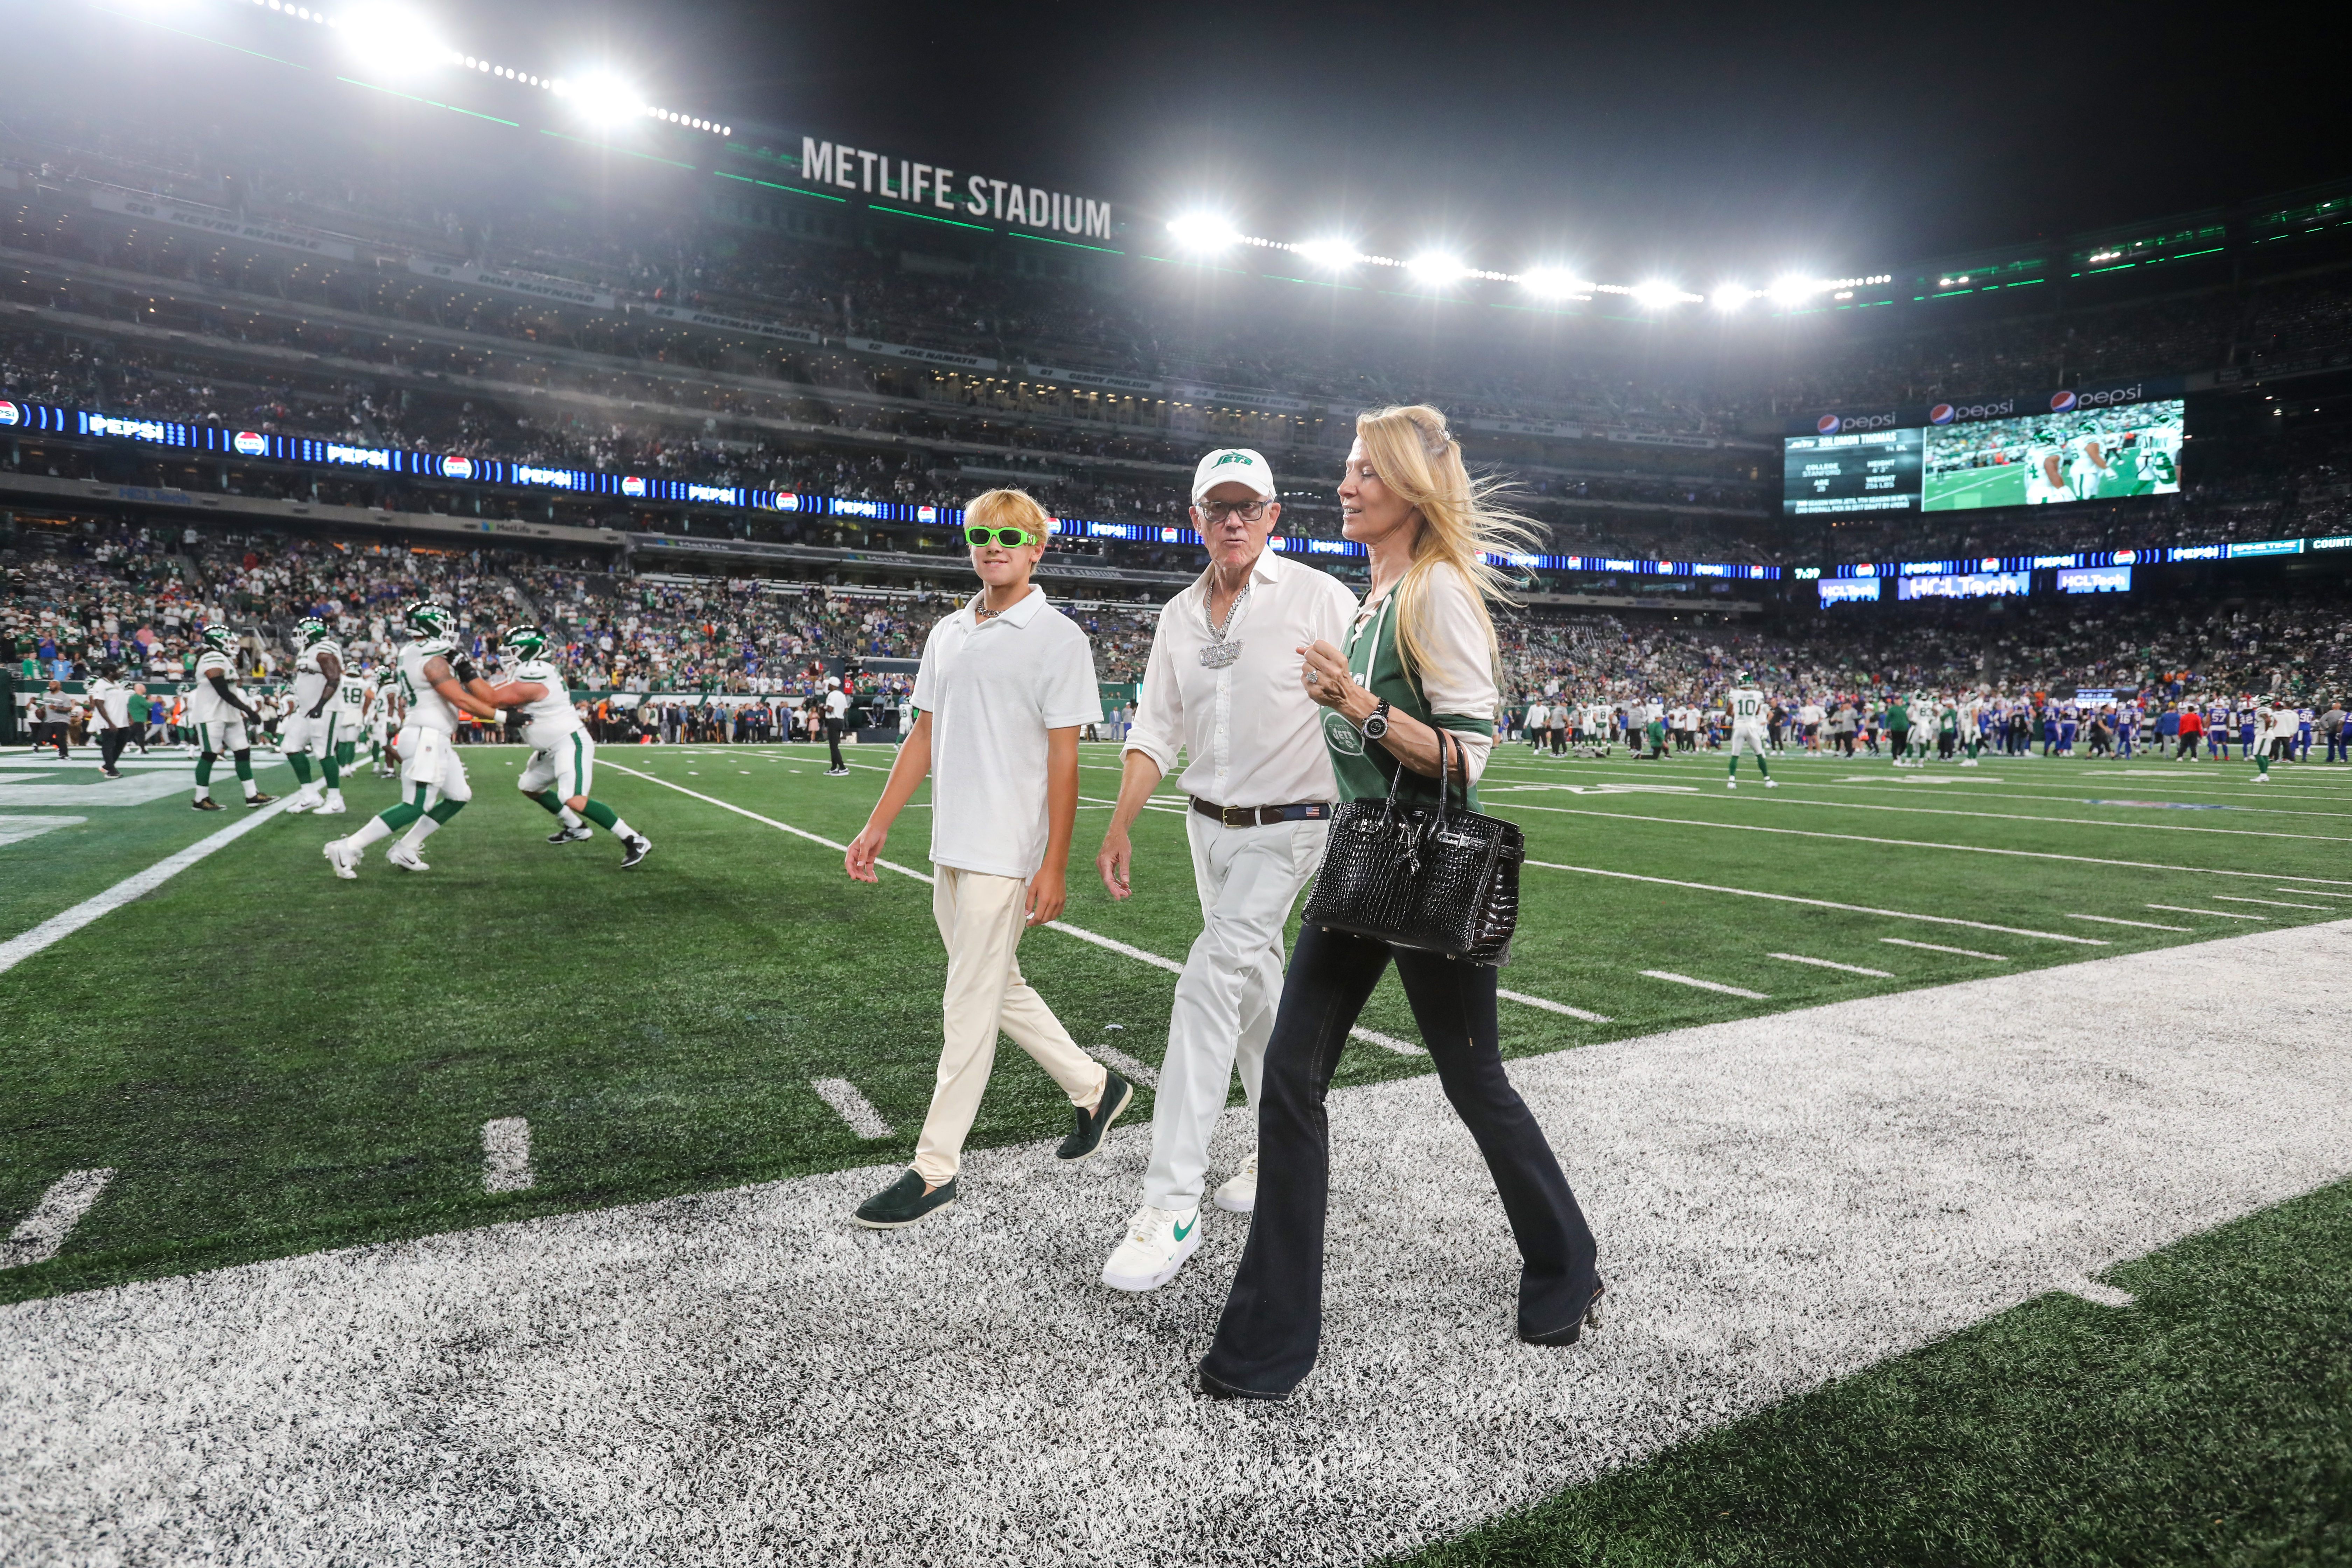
965 524 1041 548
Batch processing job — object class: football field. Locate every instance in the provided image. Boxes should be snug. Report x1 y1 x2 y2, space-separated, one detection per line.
1922 464 2028 510
4 737 2350 1563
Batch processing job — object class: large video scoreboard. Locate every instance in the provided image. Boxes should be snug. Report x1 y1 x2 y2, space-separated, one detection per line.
1783 380 2185 516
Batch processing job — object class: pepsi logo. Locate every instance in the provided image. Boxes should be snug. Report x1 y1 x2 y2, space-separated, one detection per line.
232 430 267 457
0 400 20 427
2115 549 2137 565
443 456 475 480
621 475 647 498
2050 391 2078 413
1980 557 1998 572
916 505 937 523
773 492 799 511
1929 405 1955 425
1817 415 1842 435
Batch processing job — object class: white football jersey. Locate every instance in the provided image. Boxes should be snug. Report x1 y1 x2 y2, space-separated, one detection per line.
335 666 369 721
396 638 461 734
292 640 341 713
499 658 583 748
188 648 238 722
1728 688 1767 728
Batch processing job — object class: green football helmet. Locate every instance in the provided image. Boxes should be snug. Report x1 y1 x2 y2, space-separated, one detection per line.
403 601 452 639
295 616 329 648
200 623 236 652
501 626 548 660
373 666 397 687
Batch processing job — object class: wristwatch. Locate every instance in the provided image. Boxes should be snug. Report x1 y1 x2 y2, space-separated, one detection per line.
1361 699 1392 740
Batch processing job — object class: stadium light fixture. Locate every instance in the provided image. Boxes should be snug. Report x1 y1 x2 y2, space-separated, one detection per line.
1629 280 1692 309
1766 275 1820 307
1293 238 1361 270
336 4 452 76
1405 252 1468 284
1166 214 1241 252
555 73 646 129
1710 285 1757 312
1520 268 1592 300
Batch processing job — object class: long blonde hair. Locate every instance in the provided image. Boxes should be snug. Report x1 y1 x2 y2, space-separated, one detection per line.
1354 404 1540 685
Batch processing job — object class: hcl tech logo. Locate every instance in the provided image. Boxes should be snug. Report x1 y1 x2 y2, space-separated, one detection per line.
232 430 267 457
621 475 648 498
442 456 475 480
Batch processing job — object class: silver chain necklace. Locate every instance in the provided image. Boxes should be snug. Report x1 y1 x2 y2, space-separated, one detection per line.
1200 575 1252 669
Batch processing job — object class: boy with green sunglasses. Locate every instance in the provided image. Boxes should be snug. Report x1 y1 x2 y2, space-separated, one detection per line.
844 489 1131 1228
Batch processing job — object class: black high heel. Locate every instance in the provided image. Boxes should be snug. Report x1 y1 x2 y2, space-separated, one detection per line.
1521 1279 1606 1347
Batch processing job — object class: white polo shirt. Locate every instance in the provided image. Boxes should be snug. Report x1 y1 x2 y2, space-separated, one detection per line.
913 586 1101 880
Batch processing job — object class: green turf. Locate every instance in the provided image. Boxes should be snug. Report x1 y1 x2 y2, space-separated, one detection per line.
1391 1176 2352 1568
2 741 2346 1304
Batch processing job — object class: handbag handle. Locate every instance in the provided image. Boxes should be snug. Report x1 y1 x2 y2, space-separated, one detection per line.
1375 718 1466 832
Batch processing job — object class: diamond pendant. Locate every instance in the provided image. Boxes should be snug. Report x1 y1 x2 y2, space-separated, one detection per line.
1198 640 1241 669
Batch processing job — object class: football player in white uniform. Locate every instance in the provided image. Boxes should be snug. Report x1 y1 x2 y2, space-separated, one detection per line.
366 667 400 777
2023 432 2070 505
280 618 349 816
332 655 369 789
323 602 497 877
1723 676 1778 789
483 627 653 867
187 624 275 811
2068 436 2113 501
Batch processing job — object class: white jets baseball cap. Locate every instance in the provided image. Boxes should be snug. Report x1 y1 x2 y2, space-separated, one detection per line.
1191 448 1276 503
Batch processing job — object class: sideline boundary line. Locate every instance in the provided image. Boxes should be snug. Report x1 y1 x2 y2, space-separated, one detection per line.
1526 859 2111 944
0 798 294 976
1484 800 2352 885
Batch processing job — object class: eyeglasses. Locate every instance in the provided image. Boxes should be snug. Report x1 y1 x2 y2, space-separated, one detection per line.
965 525 1041 548
1195 498 1269 523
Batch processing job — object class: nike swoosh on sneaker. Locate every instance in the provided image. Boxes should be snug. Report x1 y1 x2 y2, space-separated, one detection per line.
1172 1215 1196 1242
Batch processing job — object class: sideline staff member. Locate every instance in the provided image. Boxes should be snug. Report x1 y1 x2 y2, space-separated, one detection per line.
1095 448 1356 1292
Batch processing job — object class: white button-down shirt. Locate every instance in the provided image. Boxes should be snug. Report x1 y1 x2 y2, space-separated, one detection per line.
1124 548 1358 809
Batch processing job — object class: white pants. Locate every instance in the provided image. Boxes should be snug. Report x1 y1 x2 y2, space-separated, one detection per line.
1728 724 1771 757
197 718 251 754
1141 810 1328 1212
281 709 339 758
912 867 1105 1185
396 724 472 805
519 730 595 799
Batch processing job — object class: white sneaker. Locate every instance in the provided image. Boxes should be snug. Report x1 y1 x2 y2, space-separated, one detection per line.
387 844 430 873
1213 1151 1259 1214
2253 774 2272 784
323 838 360 879
1725 778 1737 790
1764 778 1780 788
1101 1205 1204 1293
284 793 317 814
316 798 347 815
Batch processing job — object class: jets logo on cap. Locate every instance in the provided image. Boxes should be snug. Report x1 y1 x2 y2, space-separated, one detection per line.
2050 391 2078 412
1212 451 1256 469
1817 415 1841 435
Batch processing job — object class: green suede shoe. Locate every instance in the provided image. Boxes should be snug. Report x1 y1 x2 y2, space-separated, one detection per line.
1057 1069 1134 1162
852 1168 958 1230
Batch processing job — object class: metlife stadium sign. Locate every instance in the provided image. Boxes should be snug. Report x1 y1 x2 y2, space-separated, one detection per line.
799 139 1113 241
1783 377 2187 516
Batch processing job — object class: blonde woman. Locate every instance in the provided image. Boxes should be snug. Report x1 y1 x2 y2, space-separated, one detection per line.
1199 406 1603 1401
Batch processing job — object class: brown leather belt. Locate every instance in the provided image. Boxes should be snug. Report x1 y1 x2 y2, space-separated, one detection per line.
1190 797 1332 828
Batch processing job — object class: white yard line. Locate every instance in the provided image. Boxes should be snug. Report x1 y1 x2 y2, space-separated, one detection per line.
480 1119 535 1194
2213 894 2333 910
2282 888 2352 898
1880 937 2010 960
2065 913 2190 932
0 815 85 848
605 766 1448 1057
1642 969 1770 1000
1496 988 1612 1023
1766 953 1894 977
0 798 294 976
1085 1043 1162 1089
2147 904 2264 920
2056 1277 2136 1308
0 1169 115 1270
1525 859 2110 945
1483 800 2352 885
811 1079 894 1139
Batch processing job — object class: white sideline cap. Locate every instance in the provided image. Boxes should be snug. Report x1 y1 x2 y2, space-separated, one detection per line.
1191 448 1276 502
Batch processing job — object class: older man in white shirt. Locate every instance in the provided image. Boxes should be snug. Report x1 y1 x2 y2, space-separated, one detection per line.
1093 447 1358 1292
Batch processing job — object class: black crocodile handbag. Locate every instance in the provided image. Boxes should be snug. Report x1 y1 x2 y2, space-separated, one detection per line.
1303 729 1523 966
